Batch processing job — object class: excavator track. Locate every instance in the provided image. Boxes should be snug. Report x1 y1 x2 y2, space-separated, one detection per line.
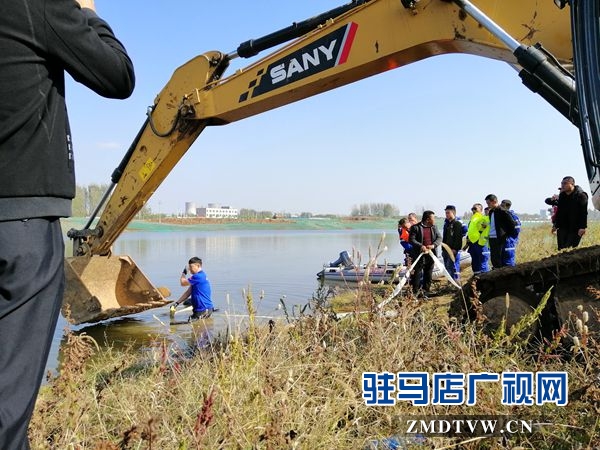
450 245 600 342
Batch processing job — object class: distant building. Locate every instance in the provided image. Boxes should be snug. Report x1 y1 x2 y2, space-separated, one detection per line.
197 204 239 219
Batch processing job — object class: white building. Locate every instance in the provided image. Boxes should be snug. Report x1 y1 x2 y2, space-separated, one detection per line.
197 204 239 219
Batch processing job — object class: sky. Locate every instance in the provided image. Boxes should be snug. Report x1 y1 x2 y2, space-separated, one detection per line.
65 1 586 217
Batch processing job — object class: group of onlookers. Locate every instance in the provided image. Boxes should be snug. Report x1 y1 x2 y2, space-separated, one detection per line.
398 177 588 296
397 197 521 295
397 176 589 296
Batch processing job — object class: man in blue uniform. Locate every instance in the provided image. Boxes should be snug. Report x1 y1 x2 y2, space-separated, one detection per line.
500 199 521 266
173 257 214 321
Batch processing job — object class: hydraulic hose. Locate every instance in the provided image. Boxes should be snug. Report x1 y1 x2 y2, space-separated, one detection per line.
571 0 600 172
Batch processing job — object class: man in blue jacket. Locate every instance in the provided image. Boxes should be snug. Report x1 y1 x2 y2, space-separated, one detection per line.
0 1 134 447
500 199 521 266
174 257 214 321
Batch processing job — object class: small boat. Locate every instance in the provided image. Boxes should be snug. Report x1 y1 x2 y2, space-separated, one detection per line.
316 250 471 284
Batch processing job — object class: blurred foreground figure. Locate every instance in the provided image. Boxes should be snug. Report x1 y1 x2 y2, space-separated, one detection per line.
0 1 134 447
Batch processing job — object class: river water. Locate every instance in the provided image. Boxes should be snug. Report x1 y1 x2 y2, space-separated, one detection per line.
48 228 400 375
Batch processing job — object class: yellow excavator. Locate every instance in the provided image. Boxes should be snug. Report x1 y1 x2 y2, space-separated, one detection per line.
65 0 600 331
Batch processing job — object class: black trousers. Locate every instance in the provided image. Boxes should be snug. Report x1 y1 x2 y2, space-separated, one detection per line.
0 218 64 450
557 228 582 250
411 252 434 292
488 236 507 270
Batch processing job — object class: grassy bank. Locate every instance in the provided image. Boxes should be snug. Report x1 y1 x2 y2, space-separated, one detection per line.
31 224 600 448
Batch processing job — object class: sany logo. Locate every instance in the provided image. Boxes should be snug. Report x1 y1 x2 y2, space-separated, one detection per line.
270 40 338 84
240 22 358 102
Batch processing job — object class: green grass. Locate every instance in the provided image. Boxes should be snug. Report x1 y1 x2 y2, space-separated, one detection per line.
30 223 600 449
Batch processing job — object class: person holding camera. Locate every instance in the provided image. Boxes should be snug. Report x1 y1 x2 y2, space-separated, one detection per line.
0 1 135 447
545 186 562 232
545 176 588 250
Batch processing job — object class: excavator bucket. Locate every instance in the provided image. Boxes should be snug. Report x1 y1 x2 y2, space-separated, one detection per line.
63 255 171 325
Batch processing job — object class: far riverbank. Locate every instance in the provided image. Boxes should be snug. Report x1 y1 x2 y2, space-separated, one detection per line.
62 215 553 233
62 216 400 232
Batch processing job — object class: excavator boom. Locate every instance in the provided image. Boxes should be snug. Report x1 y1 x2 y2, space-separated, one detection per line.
64 0 594 325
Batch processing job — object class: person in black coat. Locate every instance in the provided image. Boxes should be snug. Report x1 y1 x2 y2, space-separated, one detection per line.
409 210 442 295
484 194 516 269
0 1 134 447
545 176 588 250
442 205 464 280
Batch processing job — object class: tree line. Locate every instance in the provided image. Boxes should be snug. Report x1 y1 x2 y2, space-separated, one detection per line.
350 203 399 218
72 184 151 218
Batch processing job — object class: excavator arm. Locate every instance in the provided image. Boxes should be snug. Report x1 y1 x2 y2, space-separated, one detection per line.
64 0 589 324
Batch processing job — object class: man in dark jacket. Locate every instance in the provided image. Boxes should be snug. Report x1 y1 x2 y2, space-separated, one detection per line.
484 194 517 269
409 210 442 295
442 205 464 280
0 1 134 447
551 176 588 250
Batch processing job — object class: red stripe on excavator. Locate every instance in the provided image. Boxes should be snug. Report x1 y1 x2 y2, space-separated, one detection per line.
337 22 358 65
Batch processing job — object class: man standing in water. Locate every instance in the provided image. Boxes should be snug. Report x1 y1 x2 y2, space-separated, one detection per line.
0 1 134 448
173 257 214 322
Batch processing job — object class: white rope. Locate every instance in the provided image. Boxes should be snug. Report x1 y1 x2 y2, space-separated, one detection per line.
376 252 424 310
376 249 461 311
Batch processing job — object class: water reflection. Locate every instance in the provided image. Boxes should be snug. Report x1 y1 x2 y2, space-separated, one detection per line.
50 228 398 376
57 316 218 371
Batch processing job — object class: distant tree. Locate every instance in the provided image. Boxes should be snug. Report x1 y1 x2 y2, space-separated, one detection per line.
72 185 87 217
240 208 274 219
299 212 313 218
87 183 107 213
239 208 257 219
359 203 371 216
350 202 398 217
72 183 108 217
382 203 399 217
72 183 152 219
371 203 384 217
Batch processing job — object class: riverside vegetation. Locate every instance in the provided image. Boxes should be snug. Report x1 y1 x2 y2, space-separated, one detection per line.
30 224 600 449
